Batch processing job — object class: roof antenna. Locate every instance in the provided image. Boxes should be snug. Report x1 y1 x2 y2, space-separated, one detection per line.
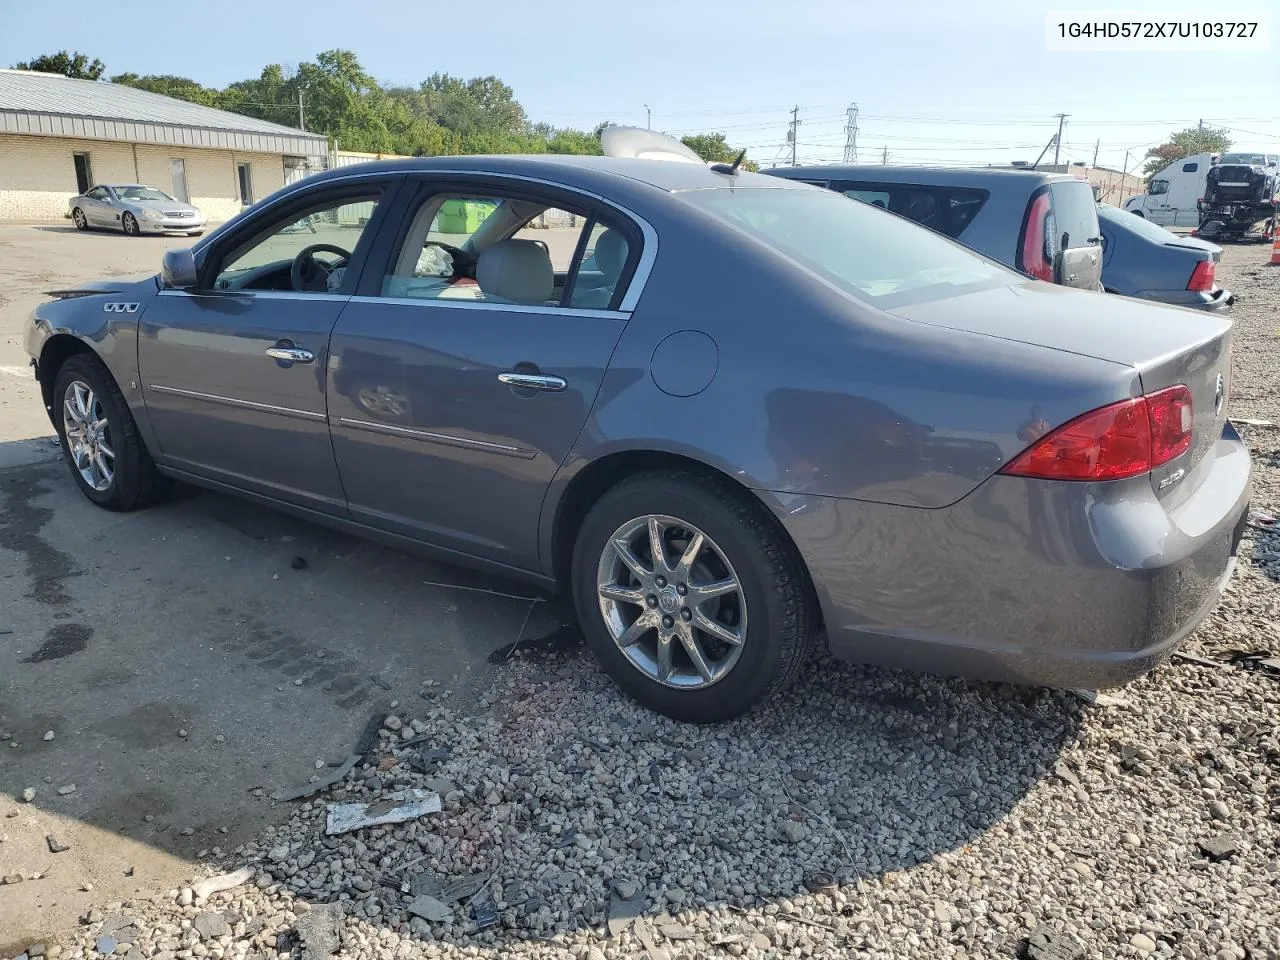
710 149 747 176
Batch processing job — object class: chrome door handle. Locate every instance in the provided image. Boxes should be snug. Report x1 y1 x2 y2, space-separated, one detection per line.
266 346 315 364
498 372 566 392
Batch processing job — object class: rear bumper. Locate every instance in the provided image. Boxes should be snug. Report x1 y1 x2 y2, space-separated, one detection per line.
770 425 1252 689
1133 287 1235 311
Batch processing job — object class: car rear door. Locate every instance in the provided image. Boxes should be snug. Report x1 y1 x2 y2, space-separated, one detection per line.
139 176 398 512
1048 180 1103 290
325 174 648 572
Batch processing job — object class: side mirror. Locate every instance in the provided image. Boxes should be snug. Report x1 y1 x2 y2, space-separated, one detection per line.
160 247 197 290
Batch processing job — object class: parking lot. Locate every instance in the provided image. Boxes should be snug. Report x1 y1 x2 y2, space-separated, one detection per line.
1 225 1279 959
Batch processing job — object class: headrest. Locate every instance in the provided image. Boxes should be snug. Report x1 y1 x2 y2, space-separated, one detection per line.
476 239 554 305
593 228 629 282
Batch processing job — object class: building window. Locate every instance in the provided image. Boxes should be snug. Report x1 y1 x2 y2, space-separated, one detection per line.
73 152 93 194
170 158 189 203
237 163 254 206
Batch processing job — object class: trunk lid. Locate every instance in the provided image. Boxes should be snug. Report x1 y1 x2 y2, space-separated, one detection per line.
888 281 1233 499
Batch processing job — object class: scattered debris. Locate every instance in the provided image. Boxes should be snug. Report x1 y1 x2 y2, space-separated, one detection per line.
20 787 35 802
1232 417 1275 427
470 888 499 930
192 911 230 939
660 923 698 940
45 833 69 853
635 918 671 960
272 754 360 802
2 874 24 885
406 894 452 923
42 730 54 741
294 902 343 960
1172 651 1226 668
1198 835 1240 861
607 887 646 937
56 784 76 796
353 712 386 762
1023 925 1087 960
94 937 117 956
190 865 254 900
1072 688 1129 707
804 870 837 894
325 789 441 835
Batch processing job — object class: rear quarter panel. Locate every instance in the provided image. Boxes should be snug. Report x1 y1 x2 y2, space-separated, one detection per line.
543 193 1139 569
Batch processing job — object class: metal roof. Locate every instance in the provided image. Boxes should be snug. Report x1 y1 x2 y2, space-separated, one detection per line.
0 69 328 156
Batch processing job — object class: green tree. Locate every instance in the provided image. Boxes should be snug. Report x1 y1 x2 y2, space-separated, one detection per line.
680 132 759 171
13 50 105 79
110 73 223 107
1142 126 1232 179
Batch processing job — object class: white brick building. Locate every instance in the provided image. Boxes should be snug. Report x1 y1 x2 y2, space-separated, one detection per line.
0 69 327 223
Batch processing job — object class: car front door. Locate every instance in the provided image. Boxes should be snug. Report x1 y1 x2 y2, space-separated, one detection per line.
325 176 646 572
82 187 113 227
138 179 398 511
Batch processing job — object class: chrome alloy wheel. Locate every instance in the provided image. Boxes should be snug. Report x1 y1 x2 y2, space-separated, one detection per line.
62 380 115 492
596 514 747 689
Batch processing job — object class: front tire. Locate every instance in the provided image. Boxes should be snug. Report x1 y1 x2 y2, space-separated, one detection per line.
571 471 815 723
72 208 88 231
53 354 170 511
122 212 140 237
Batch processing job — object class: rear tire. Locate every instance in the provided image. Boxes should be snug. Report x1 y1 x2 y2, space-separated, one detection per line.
571 471 815 723
53 353 170 511
72 208 88 231
122 212 140 237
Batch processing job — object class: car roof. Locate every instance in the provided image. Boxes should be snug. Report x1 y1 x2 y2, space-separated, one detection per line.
766 164 1078 188
301 154 810 194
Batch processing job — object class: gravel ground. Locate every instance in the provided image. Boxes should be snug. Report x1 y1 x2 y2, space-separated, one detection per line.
7 246 1279 960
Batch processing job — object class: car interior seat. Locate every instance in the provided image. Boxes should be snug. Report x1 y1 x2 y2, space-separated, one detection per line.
476 239 554 305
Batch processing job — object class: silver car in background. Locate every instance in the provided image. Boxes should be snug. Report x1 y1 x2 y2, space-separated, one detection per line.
69 184 205 237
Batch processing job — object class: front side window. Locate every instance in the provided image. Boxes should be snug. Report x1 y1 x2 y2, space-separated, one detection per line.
681 187 1012 307
86 186 109 200
381 189 634 310
210 194 382 293
1149 179 1169 195
1182 162 1198 173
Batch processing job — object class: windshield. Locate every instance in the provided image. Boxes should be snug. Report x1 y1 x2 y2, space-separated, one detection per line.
679 186 1013 307
1098 204 1182 243
1219 153 1266 165
116 186 174 202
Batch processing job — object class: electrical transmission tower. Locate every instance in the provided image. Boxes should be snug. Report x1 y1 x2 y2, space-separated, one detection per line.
843 103 859 163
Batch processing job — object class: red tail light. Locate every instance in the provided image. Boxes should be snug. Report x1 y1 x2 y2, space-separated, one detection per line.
1187 259 1215 292
1019 192 1053 282
1000 386 1192 481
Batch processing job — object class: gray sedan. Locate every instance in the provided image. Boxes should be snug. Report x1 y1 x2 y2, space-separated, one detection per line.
70 184 205 237
1098 204 1234 311
25 154 1251 723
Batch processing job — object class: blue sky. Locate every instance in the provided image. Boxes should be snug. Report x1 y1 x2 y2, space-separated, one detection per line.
3 0 1276 172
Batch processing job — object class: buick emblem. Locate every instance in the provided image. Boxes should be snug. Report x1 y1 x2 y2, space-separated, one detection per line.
103 302 139 313
1214 373 1225 416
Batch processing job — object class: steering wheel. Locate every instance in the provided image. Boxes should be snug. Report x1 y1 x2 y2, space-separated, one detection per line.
291 243 351 292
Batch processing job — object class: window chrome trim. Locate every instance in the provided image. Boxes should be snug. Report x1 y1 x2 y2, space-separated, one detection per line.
334 417 535 460
156 290 351 302
195 168 659 313
347 295 626 320
146 384 327 422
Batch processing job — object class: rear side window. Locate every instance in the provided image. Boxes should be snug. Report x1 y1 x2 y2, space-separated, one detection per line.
681 187 1012 308
1047 181 1099 251
829 181 986 239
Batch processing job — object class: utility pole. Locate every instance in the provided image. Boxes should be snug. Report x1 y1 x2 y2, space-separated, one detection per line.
842 103 859 163
788 106 800 166
644 104 651 130
297 88 306 132
881 145 888 165
1052 113 1068 167
1092 137 1100 167
1198 118 1203 133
